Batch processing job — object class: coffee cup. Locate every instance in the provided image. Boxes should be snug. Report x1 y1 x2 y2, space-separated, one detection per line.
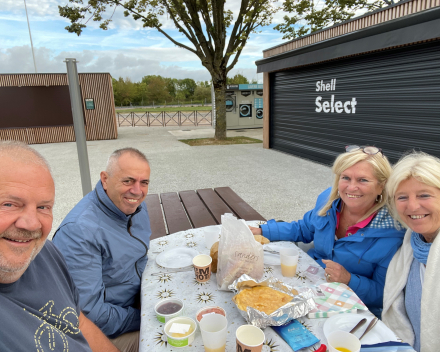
236 325 265 352
193 254 212 283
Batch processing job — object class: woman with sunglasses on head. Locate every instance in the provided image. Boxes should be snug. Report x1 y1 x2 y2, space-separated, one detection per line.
250 146 405 316
382 152 440 352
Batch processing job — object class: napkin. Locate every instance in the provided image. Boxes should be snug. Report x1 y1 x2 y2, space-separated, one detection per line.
307 282 368 318
272 319 320 350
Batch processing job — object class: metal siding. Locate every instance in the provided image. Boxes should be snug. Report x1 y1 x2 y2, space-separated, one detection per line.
270 41 440 165
0 73 117 144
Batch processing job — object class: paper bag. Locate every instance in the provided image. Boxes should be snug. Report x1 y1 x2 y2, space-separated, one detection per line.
217 214 264 290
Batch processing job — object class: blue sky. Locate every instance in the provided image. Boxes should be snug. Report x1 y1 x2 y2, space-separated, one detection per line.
0 0 290 83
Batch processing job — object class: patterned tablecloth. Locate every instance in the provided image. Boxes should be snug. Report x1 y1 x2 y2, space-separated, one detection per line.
140 222 373 352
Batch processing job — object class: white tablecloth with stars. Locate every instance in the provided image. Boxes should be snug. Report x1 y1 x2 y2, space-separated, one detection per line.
140 222 370 352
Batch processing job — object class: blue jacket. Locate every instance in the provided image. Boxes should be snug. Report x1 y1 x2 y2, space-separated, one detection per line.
53 181 151 338
260 188 405 312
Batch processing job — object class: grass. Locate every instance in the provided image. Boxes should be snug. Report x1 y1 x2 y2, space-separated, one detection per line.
115 106 212 113
180 136 262 146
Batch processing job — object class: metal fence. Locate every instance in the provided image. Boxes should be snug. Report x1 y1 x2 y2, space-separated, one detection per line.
117 111 213 127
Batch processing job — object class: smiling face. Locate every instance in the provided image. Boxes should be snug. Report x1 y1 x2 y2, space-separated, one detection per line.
338 161 384 216
395 177 440 242
100 152 150 215
0 157 55 283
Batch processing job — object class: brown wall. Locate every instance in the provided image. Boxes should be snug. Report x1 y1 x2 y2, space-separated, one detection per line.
263 0 440 59
0 73 117 144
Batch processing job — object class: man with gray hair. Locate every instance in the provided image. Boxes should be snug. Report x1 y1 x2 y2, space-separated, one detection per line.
0 141 119 352
53 147 152 352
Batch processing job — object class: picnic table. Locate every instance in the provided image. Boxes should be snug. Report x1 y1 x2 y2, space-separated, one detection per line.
145 187 266 240
139 223 405 352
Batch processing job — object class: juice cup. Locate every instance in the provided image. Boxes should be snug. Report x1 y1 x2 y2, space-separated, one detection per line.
280 248 299 277
327 330 361 352
199 314 228 352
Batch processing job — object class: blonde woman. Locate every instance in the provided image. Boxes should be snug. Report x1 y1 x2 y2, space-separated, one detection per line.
250 146 405 316
383 152 440 352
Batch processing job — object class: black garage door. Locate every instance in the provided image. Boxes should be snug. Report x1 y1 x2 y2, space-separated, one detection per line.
270 40 440 165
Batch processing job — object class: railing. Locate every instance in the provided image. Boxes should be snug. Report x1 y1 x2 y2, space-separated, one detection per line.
117 111 213 127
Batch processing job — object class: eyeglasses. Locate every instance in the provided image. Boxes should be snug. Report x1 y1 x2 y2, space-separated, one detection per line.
345 145 383 156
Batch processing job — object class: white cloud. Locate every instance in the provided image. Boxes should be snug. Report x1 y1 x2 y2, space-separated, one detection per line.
0 44 263 82
1 0 293 84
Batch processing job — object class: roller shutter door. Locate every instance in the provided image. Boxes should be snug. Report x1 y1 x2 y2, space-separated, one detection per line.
269 41 440 165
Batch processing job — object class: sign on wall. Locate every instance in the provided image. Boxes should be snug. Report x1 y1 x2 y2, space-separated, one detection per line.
85 98 95 110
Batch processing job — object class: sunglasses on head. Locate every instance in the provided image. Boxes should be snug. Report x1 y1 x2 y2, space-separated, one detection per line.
345 145 383 156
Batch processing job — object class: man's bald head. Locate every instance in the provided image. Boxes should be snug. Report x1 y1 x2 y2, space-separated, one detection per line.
105 148 149 176
0 141 52 175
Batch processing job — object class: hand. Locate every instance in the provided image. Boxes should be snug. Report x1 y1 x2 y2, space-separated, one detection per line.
322 259 351 285
249 226 262 236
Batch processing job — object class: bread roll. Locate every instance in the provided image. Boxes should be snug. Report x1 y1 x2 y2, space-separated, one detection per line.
210 241 219 273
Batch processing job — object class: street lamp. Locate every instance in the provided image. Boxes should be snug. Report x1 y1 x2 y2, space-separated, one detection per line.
24 0 37 73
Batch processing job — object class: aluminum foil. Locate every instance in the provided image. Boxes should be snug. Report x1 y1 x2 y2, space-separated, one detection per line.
228 274 316 329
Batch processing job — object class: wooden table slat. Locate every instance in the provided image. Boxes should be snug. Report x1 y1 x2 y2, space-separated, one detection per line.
196 188 235 223
144 194 167 240
179 190 217 228
214 187 266 221
160 192 192 234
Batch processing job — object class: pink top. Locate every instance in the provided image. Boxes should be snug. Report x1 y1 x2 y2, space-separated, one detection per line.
336 207 378 237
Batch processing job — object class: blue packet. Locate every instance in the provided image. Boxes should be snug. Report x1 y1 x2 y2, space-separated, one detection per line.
272 319 320 351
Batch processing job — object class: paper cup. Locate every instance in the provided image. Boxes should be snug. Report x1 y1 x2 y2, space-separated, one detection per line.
236 325 265 352
199 314 228 352
193 254 212 283
154 298 184 323
204 227 220 250
164 316 197 348
280 248 299 277
327 330 361 352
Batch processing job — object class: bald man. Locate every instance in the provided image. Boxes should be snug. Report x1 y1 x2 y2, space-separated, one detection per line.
53 148 152 352
0 141 118 352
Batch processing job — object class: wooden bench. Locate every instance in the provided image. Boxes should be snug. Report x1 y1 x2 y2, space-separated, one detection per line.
145 187 266 240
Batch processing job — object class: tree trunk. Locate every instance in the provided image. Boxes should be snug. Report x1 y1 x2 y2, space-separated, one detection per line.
212 73 227 140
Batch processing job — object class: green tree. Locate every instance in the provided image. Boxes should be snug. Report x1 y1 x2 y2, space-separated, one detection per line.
176 78 197 100
275 0 399 40
146 76 172 103
227 73 249 85
59 0 278 139
193 85 211 104
112 77 137 106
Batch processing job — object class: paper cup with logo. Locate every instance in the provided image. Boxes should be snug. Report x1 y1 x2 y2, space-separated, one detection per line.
193 254 212 283
236 325 265 352
205 226 220 250
280 248 299 277
164 316 197 348
199 313 228 352
327 330 361 352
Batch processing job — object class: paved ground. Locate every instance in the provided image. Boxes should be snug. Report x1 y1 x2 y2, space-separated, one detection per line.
31 125 333 239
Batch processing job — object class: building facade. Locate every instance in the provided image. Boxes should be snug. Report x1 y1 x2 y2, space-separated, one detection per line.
256 0 440 164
